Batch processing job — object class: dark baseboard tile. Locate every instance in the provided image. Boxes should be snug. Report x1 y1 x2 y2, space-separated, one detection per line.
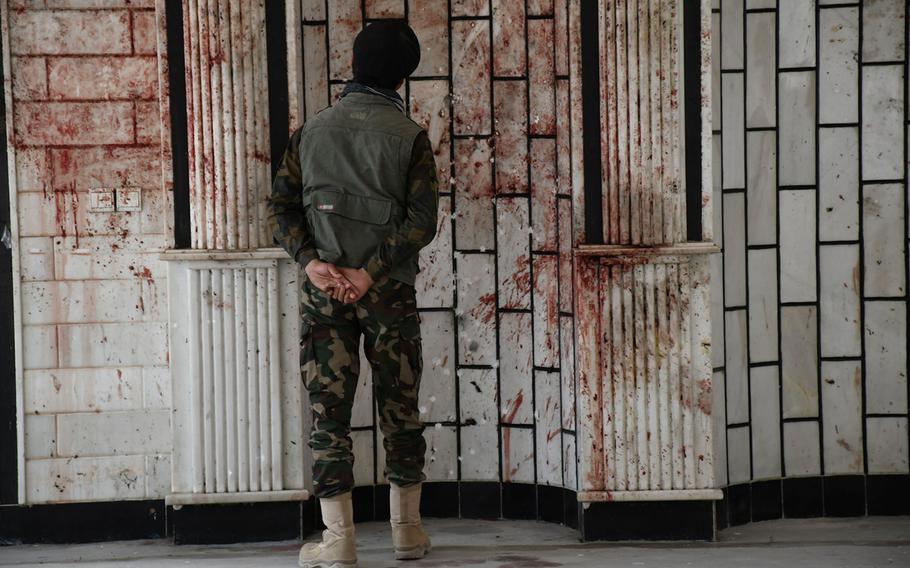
720 474 910 528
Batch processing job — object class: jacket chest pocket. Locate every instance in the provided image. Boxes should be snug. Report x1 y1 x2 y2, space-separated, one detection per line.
307 187 392 224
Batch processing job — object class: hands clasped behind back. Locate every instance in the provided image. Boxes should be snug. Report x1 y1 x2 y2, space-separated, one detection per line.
304 259 375 304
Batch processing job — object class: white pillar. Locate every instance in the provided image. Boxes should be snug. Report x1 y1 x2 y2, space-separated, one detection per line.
162 1 307 507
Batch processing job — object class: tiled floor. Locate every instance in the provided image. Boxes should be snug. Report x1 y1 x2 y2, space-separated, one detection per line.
2 517 908 567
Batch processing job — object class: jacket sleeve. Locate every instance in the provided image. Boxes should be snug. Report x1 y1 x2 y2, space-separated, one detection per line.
363 131 440 281
266 127 319 268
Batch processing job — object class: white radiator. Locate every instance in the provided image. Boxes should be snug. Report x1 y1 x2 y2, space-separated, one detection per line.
164 252 308 506
575 251 719 502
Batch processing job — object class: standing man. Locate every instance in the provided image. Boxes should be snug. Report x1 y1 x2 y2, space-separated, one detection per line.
267 20 439 568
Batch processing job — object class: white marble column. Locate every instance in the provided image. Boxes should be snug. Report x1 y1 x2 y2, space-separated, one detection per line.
162 1 308 506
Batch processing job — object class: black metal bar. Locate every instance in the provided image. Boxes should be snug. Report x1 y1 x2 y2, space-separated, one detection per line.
580 0 604 244
265 0 289 180
683 0 703 241
165 0 191 249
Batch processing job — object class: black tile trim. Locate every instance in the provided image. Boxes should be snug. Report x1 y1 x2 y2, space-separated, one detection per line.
0 14 17 507
171 500 305 544
580 500 715 541
163 0 191 249
867 474 910 516
1 500 166 545
502 482 537 520
265 0 289 179
824 475 866 517
579 0 603 244
750 479 782 522
460 481 501 519
7 477 903 545
782 476 823 518
721 474 910 527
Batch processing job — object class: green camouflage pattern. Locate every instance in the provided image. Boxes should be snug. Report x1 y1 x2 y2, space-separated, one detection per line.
362 132 439 283
266 127 319 268
299 270 426 498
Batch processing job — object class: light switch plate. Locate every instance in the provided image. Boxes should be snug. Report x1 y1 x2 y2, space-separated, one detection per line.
89 188 115 212
116 187 142 211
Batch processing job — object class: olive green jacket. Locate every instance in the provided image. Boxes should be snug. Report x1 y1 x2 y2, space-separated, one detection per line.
267 92 439 286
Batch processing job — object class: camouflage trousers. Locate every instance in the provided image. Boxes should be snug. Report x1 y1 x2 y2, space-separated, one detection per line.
299 272 427 498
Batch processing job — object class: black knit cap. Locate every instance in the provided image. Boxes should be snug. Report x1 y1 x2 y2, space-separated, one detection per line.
352 20 421 89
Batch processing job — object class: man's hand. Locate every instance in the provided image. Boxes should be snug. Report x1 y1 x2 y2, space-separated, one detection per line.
305 260 354 301
337 268 375 304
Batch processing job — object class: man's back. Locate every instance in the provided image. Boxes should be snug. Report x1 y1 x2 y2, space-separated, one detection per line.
295 93 424 283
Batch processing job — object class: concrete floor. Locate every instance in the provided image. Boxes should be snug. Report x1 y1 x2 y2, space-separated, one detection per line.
1 517 908 567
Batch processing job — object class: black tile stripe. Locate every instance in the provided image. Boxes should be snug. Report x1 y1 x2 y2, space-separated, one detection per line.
579 0 603 245
857 0 869 476
684 0 704 241
165 0 191 249
266 0 289 179
903 0 910 480
743 0 754 482
0 16 16 505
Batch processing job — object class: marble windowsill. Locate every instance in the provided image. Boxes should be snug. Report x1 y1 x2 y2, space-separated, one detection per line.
159 248 292 262
574 242 720 257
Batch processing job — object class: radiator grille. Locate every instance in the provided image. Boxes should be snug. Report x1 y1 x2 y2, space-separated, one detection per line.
187 264 283 493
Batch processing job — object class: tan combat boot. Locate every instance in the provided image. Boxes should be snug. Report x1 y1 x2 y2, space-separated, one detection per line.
298 492 358 568
390 483 431 560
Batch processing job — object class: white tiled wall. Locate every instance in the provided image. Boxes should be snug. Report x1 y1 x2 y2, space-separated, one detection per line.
297 0 578 491
713 0 910 484
8 1 172 504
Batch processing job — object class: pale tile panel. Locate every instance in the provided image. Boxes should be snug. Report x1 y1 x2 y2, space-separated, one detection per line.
535 370 562 486
862 0 906 63
721 0 744 71
723 193 746 307
419 311 457 423
455 252 497 365
423 425 458 481
819 8 858 124
56 409 171 457
779 71 816 186
779 190 816 303
779 0 815 68
746 130 776 246
781 306 818 419
725 310 749 425
747 249 778 363
24 414 56 459
821 361 864 475
727 426 752 484
416 195 455 308
26 455 147 503
784 421 821 477
819 245 862 358
745 12 775 128
751 366 781 480
864 301 908 414
500 312 534 425
56 322 168 367
866 417 909 474
25 367 142 413
861 65 904 181
721 74 745 190
819 127 859 242
459 368 499 480
862 184 905 297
